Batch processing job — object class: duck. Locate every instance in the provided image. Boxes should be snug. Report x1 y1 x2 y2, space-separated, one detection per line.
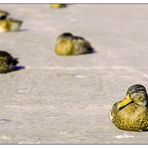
110 84 148 132
0 10 9 20
54 32 94 56
0 18 23 32
50 4 66 9
0 51 18 73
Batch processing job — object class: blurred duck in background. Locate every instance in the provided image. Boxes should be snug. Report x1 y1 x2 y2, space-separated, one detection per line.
0 9 23 32
0 18 23 32
55 32 94 56
50 4 66 9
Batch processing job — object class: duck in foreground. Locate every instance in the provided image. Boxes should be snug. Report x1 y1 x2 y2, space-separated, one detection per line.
0 18 23 32
0 10 9 20
0 51 18 73
110 84 148 132
50 4 66 9
55 32 94 56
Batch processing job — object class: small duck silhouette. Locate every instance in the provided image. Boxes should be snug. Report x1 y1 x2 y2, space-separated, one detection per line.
50 4 66 9
0 18 23 32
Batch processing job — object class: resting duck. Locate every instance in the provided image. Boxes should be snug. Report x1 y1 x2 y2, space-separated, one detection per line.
50 4 66 9
55 32 94 56
110 84 148 131
0 51 18 73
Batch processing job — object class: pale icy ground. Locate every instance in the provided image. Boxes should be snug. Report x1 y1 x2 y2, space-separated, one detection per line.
0 4 148 144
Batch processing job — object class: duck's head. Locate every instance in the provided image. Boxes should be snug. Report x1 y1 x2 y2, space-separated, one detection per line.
117 84 148 109
59 32 73 38
0 10 9 20
57 32 73 42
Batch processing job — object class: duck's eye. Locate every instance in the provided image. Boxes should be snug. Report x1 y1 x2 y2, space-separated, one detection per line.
130 92 138 98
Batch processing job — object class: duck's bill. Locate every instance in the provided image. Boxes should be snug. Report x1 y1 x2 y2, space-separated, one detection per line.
117 94 133 109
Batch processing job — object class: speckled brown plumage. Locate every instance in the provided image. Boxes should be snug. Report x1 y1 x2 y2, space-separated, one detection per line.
0 51 18 73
